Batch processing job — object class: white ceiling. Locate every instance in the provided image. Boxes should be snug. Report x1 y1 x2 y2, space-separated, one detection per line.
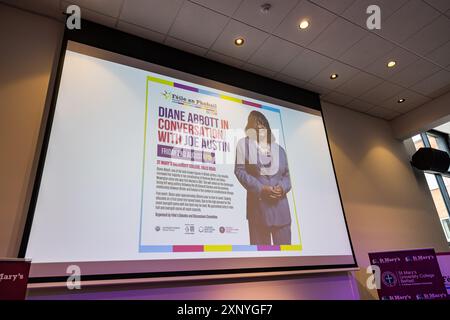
3 0 450 120
435 122 450 134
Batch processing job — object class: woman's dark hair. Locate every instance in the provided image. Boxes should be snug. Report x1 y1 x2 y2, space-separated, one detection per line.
245 110 273 144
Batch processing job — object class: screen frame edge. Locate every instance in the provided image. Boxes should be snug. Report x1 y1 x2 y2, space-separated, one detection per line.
18 19 358 282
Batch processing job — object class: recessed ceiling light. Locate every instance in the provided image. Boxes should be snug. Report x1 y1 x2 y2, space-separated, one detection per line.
260 3 271 14
299 20 309 30
234 37 245 46
387 60 396 68
330 73 338 80
398 98 406 103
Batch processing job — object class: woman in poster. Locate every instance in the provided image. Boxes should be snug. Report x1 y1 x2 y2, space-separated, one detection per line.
234 110 292 245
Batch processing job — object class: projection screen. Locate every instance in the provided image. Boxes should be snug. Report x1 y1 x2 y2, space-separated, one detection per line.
21 41 356 281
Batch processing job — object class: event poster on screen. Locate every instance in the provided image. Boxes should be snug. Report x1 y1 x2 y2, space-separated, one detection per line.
24 47 354 271
139 74 301 256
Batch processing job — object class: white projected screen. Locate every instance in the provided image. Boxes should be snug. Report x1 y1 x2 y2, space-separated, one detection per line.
24 42 355 278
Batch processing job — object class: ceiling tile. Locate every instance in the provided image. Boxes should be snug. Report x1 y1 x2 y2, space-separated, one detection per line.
169 1 228 48
248 36 302 72
402 15 450 56
308 17 367 58
308 0 356 15
80 9 118 27
3 0 63 19
242 63 277 78
233 0 298 33
380 89 431 112
410 70 450 98
120 0 183 34
301 81 332 95
211 20 270 61
309 61 359 90
426 40 450 68
384 112 401 121
358 81 404 105
63 0 123 17
335 72 383 97
338 33 395 69
190 0 242 16
389 58 441 88
6 0 448 121
395 99 431 114
366 106 401 120
116 21 165 42
273 0 336 47
423 0 450 13
345 98 375 112
342 0 408 28
376 0 440 43
280 48 333 82
364 47 419 79
274 74 307 89
165 37 208 56
322 91 354 106
205 51 245 68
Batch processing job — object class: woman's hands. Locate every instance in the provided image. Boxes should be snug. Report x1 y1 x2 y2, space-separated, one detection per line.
271 185 284 199
261 185 285 200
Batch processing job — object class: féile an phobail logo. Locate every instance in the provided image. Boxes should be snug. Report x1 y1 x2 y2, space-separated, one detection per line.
162 90 172 100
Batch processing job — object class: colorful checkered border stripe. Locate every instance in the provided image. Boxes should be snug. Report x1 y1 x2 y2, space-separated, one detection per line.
139 245 302 253
139 75 302 253
147 76 281 113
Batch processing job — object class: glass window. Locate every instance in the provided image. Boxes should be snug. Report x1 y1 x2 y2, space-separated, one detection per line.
412 134 424 150
424 173 449 220
412 133 450 245
444 176 450 197
426 132 449 153
442 219 450 242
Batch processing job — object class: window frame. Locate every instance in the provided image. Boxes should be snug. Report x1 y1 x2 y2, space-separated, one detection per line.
427 129 450 155
418 130 450 246
441 218 450 242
